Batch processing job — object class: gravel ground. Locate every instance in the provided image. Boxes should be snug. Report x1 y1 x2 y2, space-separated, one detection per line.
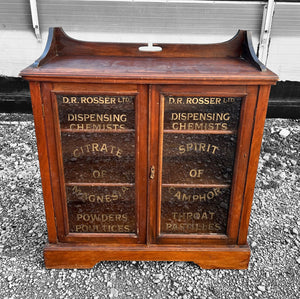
0 113 299 299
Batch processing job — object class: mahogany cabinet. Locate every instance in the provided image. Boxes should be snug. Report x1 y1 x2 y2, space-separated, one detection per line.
20 28 278 269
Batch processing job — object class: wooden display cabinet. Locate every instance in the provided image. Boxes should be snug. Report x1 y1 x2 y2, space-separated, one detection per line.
20 28 278 269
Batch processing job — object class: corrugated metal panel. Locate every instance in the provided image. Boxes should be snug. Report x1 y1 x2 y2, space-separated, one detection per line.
0 1 40 76
272 4 300 36
37 1 263 37
0 0 32 30
267 4 300 80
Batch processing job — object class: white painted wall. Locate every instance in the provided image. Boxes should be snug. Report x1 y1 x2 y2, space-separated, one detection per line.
0 1 299 81
0 30 45 77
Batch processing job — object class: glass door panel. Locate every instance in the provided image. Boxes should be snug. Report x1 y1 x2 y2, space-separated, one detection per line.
161 187 231 234
55 93 137 235
162 133 237 185
160 94 242 238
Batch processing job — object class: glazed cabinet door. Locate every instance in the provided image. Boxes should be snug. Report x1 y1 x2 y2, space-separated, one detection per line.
42 83 148 244
149 85 259 245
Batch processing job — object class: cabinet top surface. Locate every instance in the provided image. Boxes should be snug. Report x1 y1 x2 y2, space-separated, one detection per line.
20 28 278 83
21 56 277 82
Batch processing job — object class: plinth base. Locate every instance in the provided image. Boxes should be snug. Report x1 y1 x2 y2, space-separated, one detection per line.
44 243 250 269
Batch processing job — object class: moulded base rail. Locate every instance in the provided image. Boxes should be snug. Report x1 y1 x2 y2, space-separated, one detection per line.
43 243 250 269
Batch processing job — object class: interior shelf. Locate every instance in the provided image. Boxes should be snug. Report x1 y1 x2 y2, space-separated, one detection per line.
161 183 231 188
65 182 135 187
163 129 237 135
60 129 135 134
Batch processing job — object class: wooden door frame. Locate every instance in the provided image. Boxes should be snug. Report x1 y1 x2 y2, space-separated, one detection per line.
148 84 259 245
41 82 148 244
